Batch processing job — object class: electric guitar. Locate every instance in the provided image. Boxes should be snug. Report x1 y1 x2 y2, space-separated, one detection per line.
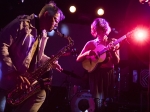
82 30 135 72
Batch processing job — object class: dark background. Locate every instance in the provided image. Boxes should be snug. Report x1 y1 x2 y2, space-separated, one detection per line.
1 0 150 111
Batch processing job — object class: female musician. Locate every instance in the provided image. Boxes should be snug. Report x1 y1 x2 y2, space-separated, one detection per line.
76 18 120 112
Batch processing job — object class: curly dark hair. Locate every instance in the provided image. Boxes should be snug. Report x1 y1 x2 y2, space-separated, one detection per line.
91 18 111 38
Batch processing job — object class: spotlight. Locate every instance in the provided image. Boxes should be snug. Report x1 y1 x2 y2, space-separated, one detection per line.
69 6 76 13
97 8 104 16
133 28 149 42
139 0 149 4
21 0 24 3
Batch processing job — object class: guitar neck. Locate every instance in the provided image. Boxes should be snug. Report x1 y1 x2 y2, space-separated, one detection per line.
113 35 127 46
98 35 127 56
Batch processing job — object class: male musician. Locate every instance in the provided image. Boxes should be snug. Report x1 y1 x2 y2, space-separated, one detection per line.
76 18 120 112
0 1 65 112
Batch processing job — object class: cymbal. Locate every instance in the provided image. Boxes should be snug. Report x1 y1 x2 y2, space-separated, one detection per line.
62 70 81 79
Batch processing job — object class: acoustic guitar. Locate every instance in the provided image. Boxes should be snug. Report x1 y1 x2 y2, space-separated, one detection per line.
82 30 134 72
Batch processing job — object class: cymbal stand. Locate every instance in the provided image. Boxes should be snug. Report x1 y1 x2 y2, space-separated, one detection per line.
117 67 121 102
114 67 121 103
60 75 72 102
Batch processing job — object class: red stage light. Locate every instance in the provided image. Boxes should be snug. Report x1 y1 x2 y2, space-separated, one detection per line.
133 28 148 42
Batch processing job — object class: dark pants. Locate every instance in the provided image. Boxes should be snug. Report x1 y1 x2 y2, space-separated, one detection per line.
14 89 46 112
1 89 46 112
89 67 115 112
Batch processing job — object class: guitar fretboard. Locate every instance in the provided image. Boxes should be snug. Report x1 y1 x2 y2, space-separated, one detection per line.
113 35 127 46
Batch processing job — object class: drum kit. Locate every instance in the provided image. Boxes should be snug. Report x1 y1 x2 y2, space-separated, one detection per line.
70 90 95 112
62 70 95 112
59 58 131 112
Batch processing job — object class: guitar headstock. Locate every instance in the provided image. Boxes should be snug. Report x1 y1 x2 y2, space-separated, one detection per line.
126 28 138 38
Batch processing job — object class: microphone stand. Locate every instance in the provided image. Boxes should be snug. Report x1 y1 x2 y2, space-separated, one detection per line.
60 74 72 105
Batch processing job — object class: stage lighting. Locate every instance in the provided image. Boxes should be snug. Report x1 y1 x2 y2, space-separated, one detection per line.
97 8 104 16
133 28 148 42
69 6 76 13
47 30 55 37
60 24 69 36
139 0 149 4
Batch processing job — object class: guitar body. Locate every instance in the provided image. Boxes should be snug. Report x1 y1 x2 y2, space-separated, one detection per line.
82 45 106 72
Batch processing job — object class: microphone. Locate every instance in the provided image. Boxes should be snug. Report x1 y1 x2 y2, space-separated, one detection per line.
112 28 119 34
53 27 58 32
53 27 65 38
